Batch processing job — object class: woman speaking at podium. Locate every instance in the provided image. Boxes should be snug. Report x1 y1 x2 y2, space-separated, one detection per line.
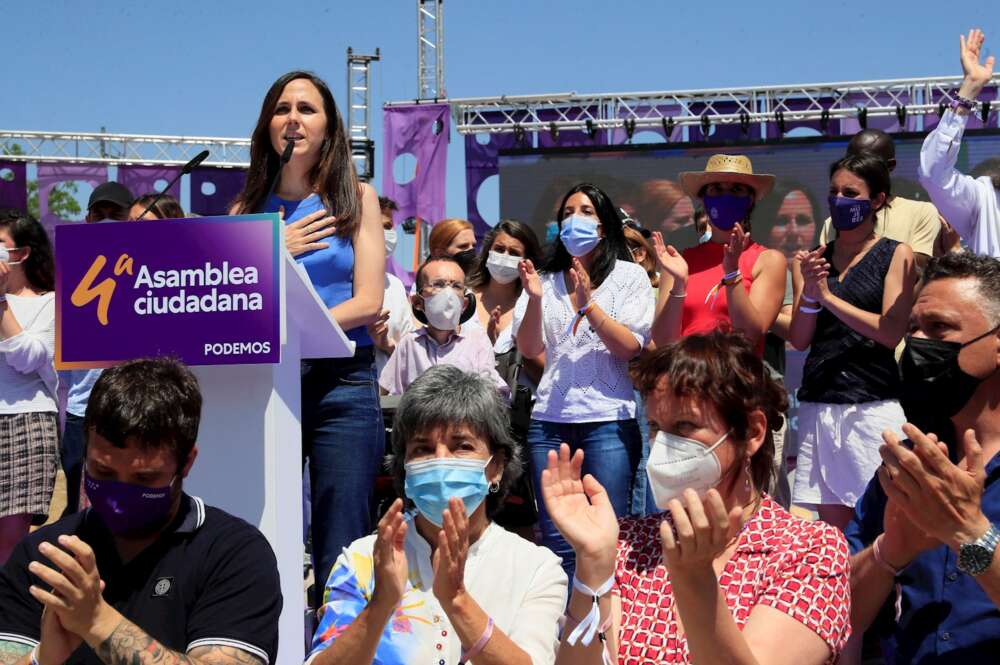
232 71 386 590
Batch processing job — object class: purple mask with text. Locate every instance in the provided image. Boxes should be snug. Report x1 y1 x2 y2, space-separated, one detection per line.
829 196 872 231
84 471 175 535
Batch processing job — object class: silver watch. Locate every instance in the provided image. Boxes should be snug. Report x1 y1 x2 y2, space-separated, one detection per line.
958 523 1000 577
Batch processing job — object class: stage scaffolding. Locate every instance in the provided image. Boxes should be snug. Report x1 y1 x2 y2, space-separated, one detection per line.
0 130 249 167
385 74 1000 137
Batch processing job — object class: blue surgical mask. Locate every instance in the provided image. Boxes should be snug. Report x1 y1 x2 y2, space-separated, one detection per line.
829 196 872 231
404 456 492 526
703 194 752 231
559 215 601 257
698 228 712 244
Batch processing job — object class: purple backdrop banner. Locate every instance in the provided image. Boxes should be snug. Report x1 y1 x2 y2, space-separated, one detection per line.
116 165 181 201
37 163 107 235
839 91 919 134
191 167 246 216
55 215 280 368
765 96 838 139
537 107 608 149
382 103 449 284
465 111 526 235
0 161 28 211
611 105 685 144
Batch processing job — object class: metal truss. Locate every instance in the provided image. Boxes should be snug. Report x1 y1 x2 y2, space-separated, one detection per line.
347 47 381 180
438 75 1000 136
417 0 445 100
0 130 249 167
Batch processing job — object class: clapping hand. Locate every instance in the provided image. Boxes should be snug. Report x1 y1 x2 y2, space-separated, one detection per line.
519 259 543 301
569 258 593 307
487 305 502 344
651 232 688 287
721 224 752 276
660 489 742 576
796 246 830 303
540 444 619 585
371 499 409 610
432 498 471 611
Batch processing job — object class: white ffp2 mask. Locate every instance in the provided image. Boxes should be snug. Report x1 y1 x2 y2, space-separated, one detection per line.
646 430 729 509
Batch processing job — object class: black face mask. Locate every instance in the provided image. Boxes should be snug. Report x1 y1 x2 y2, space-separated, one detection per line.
900 326 1000 429
452 249 478 275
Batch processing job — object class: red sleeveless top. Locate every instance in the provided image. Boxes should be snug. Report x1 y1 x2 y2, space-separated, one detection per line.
681 240 767 347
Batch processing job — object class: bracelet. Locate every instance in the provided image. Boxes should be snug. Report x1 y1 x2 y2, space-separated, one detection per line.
951 95 977 112
566 575 615 649
0 294 7 303
800 293 818 304
571 302 597 336
872 534 903 576
798 304 822 314
30 647 40 665
460 617 494 663
668 291 686 298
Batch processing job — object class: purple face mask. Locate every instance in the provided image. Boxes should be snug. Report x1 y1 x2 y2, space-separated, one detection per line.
84 470 176 535
829 196 872 231
703 194 752 231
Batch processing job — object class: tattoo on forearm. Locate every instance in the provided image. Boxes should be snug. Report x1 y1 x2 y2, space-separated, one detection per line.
96 619 264 665
0 641 32 665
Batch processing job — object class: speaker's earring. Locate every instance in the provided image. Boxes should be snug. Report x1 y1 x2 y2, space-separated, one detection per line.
744 457 752 493
488 481 500 494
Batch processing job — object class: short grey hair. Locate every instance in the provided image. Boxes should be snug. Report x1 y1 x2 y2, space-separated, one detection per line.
387 365 523 516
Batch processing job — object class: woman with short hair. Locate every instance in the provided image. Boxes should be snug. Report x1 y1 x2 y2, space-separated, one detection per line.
308 365 567 665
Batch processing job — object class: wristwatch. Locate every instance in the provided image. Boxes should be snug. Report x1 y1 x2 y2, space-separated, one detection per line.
957 523 1000 576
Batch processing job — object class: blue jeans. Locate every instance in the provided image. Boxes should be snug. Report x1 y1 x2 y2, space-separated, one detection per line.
60 414 85 515
631 390 656 517
528 418 642 580
302 347 384 591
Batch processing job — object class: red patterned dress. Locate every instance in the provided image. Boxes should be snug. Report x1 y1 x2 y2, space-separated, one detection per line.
613 495 851 664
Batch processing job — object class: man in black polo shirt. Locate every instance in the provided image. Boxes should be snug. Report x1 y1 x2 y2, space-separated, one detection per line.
0 358 282 665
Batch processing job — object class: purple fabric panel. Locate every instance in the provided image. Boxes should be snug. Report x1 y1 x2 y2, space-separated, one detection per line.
689 101 748 142
839 92 918 135
610 105 684 145
923 87 999 131
765 97 837 139
0 161 28 211
36 163 107 236
536 107 608 148
190 167 246 216
381 103 450 284
465 114 523 234
116 165 181 200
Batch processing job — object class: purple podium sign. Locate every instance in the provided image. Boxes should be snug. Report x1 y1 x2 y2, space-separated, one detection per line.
56 215 281 368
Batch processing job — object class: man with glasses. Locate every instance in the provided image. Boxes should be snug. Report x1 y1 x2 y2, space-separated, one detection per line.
378 255 508 396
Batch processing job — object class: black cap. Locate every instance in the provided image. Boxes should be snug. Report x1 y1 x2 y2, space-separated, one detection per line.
88 182 134 211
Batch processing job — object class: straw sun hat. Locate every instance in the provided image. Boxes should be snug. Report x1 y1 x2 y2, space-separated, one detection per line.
679 154 775 201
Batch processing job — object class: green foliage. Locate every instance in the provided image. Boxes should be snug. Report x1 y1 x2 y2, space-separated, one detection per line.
2 143 83 219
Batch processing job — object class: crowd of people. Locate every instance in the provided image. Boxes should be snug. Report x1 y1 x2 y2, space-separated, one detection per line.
1 27 1000 665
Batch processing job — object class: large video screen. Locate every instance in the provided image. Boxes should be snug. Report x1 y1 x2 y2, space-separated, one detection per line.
498 130 1000 261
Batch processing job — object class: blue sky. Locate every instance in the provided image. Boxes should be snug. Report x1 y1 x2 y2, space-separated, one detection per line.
3 0 996 221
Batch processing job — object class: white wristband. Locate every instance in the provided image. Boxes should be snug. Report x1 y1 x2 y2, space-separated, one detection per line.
30 647 41 665
799 304 823 314
567 575 615 648
800 293 818 304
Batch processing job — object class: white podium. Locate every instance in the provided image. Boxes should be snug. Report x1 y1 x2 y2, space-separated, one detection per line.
186 253 354 665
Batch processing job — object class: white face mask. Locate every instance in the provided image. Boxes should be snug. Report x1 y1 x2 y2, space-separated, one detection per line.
646 429 730 509
0 246 23 266
486 251 520 284
384 229 398 255
698 228 713 244
421 289 464 331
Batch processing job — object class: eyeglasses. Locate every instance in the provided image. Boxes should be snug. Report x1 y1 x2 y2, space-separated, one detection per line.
422 279 466 295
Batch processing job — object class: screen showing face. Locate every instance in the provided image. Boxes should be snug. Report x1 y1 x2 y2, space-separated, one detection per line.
498 131 1000 261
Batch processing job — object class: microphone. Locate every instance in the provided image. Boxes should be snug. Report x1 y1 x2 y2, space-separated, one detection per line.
261 140 296 212
134 150 210 221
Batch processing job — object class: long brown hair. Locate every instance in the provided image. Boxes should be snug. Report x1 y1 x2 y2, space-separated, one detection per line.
233 70 362 237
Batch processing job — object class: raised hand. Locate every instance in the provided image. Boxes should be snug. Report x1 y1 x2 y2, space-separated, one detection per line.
651 232 688 286
797 246 830 303
569 257 594 307
487 305 502 344
961 29 995 88
371 499 409 610
367 309 392 352
721 224 752 275
540 444 619 582
519 259 543 300
432 498 471 611
660 489 741 576
283 206 337 257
